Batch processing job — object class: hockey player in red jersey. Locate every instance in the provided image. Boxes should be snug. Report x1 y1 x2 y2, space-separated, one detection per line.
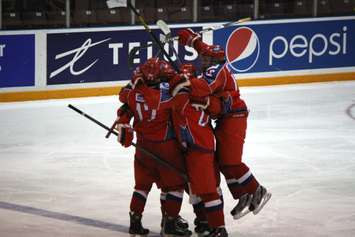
175 28 271 220
169 67 227 236
116 57 191 236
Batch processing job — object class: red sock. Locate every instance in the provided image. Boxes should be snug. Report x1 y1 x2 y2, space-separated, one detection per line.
130 190 147 214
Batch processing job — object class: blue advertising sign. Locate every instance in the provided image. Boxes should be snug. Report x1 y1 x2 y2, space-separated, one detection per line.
214 18 355 74
0 34 35 88
47 27 201 85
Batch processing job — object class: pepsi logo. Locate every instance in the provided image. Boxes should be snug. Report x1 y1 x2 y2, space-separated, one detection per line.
226 27 260 73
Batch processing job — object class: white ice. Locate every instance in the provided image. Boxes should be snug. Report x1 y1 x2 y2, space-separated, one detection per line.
1 81 355 237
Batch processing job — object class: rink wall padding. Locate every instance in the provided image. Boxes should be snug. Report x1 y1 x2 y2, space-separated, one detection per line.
1 72 354 102
1 16 354 102
237 72 355 87
0 86 120 102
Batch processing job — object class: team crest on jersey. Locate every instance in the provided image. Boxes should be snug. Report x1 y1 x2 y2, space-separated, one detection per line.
135 93 145 102
160 82 171 102
203 64 221 84
160 82 169 90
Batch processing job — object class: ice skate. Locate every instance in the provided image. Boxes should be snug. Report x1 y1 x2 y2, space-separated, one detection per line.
249 185 272 215
177 215 189 229
194 218 212 237
162 216 192 237
129 212 149 237
206 227 228 237
161 215 189 235
230 193 252 219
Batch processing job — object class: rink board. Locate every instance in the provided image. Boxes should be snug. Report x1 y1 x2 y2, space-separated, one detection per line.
0 16 354 102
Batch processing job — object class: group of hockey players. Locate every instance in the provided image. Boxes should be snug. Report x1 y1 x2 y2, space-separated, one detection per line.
114 27 271 237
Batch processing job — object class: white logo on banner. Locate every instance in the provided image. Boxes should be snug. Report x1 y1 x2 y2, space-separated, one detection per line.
269 26 348 65
0 44 5 57
0 44 5 72
50 38 111 78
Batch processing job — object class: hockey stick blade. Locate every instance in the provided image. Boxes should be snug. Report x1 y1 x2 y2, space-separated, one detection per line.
106 0 127 8
156 19 171 35
156 20 182 65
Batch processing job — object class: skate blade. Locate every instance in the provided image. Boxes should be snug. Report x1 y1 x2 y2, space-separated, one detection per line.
231 196 253 220
232 208 251 220
161 234 191 237
252 192 272 215
197 231 210 237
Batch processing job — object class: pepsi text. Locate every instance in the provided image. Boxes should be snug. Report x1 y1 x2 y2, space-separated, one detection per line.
269 26 348 65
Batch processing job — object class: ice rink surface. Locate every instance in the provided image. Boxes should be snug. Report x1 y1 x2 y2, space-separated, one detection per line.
1 81 355 237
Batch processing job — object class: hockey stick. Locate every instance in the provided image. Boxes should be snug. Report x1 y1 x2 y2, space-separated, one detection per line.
199 17 251 34
156 20 182 66
128 15 250 69
107 0 179 72
160 17 252 43
136 17 252 50
68 104 189 181
105 103 130 138
128 43 146 69
105 120 117 138
126 26 177 64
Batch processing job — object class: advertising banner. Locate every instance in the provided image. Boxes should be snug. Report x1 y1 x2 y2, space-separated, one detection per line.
0 35 35 88
47 27 202 85
214 18 355 74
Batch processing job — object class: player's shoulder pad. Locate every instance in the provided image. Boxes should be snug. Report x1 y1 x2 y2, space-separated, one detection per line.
202 64 224 84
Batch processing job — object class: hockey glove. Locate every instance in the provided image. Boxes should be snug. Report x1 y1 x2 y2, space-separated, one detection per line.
116 123 134 147
177 28 201 47
131 71 144 89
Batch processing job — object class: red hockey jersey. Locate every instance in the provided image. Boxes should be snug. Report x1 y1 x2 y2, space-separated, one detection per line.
118 82 175 142
189 63 247 115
